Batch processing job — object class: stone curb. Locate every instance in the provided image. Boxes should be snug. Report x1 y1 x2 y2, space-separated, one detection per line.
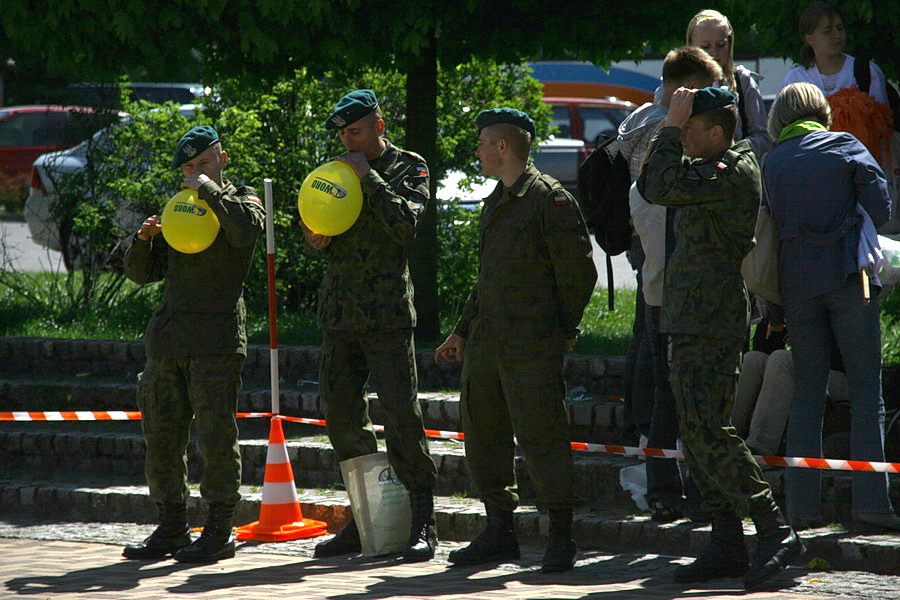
0 336 627 395
0 481 896 575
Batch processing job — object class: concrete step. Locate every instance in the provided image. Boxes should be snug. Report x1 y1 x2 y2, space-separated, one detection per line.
0 476 896 575
0 336 628 397
0 426 638 507
0 376 629 444
3 425 898 525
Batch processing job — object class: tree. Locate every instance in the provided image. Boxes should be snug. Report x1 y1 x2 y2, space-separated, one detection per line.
5 0 898 337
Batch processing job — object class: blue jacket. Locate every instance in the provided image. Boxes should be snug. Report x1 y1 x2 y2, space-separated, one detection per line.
764 130 890 305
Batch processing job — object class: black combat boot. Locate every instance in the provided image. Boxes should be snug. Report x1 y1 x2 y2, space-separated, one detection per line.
744 501 804 589
404 491 438 562
313 517 361 558
673 514 749 583
448 504 520 566
542 508 577 573
174 503 236 563
123 502 190 560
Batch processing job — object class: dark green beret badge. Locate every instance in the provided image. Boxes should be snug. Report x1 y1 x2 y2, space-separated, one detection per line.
475 107 536 140
326 89 379 130
172 125 219 168
691 87 736 117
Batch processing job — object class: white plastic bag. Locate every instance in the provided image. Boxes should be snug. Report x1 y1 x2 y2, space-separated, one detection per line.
339 452 411 556
618 463 649 511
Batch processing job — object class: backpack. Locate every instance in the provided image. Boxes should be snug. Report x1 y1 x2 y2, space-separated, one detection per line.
854 57 900 233
853 57 900 133
576 135 632 309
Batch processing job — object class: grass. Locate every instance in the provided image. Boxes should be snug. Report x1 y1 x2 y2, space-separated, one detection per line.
3 270 899 364
0 271 636 354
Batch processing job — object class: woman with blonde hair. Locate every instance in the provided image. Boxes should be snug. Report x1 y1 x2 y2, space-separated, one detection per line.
684 9 772 158
764 82 898 531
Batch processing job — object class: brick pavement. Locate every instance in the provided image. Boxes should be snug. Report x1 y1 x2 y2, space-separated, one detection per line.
0 536 854 600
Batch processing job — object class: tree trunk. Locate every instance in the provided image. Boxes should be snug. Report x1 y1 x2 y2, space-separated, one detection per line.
405 31 440 343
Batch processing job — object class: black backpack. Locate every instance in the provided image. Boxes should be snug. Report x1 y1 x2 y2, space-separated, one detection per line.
854 57 900 133
577 136 632 309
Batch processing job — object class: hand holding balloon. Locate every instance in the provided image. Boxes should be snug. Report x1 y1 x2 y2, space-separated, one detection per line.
335 152 371 178
137 215 162 241
299 219 332 250
181 173 211 190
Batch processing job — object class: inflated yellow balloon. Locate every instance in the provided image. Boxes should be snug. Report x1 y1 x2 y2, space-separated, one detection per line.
161 189 220 254
298 160 363 236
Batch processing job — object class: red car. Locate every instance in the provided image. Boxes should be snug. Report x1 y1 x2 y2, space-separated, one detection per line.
544 96 637 151
0 105 103 204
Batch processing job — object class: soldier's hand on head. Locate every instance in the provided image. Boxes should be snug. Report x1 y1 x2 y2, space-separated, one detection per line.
299 219 332 250
137 215 162 241
336 152 371 178
181 173 211 190
435 333 465 363
665 87 695 129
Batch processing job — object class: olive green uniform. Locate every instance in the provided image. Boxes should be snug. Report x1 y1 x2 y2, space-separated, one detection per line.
124 179 265 507
638 126 774 518
453 164 597 511
310 140 437 493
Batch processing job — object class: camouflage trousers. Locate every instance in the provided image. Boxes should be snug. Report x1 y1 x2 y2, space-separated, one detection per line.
137 354 244 507
669 334 774 518
460 350 577 511
319 328 436 493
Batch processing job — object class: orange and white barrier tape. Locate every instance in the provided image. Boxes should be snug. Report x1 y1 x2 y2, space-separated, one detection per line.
0 411 272 421
3 410 898 473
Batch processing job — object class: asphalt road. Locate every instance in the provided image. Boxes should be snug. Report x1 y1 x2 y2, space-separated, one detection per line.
0 219 636 288
0 219 66 272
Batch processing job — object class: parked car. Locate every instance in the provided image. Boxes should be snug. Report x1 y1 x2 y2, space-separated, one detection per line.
67 82 209 108
544 96 637 148
25 104 198 265
0 105 109 207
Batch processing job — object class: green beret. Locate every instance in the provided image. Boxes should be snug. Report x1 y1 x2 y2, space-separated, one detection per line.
325 89 378 130
172 125 219 168
475 107 536 140
691 87 736 117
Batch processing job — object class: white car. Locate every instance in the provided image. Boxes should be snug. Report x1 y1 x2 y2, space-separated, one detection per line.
25 104 198 259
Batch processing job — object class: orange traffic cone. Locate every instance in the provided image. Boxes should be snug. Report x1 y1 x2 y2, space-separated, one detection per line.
236 417 328 541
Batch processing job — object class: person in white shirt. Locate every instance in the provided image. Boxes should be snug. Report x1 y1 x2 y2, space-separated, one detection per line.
780 1 890 106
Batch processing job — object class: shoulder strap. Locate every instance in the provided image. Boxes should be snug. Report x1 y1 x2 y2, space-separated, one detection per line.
735 70 747 140
853 57 871 94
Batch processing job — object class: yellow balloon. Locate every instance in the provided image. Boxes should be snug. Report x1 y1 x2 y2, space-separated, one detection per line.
161 189 220 254
298 160 363 236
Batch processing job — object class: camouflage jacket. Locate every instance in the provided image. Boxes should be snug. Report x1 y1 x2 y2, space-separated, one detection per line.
124 179 265 357
310 140 428 330
638 127 759 341
454 164 597 359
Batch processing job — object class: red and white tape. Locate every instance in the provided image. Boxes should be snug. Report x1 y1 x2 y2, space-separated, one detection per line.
3 410 898 473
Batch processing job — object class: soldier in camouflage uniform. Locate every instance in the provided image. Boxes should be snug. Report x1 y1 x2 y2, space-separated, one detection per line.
303 90 438 563
122 126 265 563
638 87 802 589
436 108 597 573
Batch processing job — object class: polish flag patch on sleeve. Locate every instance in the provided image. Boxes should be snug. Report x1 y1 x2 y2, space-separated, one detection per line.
715 161 728 170
246 195 261 204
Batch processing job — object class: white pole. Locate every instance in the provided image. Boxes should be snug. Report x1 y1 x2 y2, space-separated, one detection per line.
263 178 279 415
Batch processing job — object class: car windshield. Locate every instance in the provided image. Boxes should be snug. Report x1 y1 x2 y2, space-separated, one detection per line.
581 106 630 143
550 106 572 138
